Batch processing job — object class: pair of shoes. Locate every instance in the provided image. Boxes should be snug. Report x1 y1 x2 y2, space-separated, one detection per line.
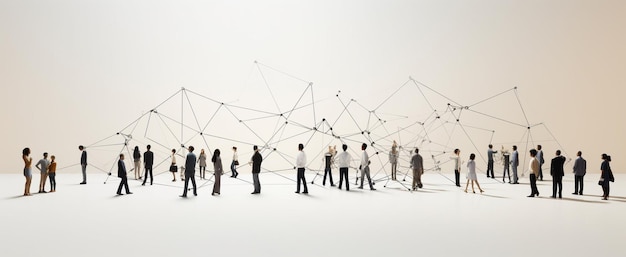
80 182 86 185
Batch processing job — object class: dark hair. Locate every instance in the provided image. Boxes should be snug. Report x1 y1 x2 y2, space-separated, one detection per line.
513 145 517 150
79 145 84 150
147 145 151 150
454 149 459 154
22 147 30 155
577 151 582 156
488 144 493 148
602 154 611 162
172 149 176 154
415 148 419 154
537 145 542 150
298 143 304 151
253 145 258 151
342 144 348 151
530 149 537 157
233 146 237 150
470 153 476 160
43 152 48 157
212 149 221 162
556 150 561 155
361 143 367 150
188 146 194 152
119 153 124 158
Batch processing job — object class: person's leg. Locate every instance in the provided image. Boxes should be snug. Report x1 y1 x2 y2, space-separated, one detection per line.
557 178 563 198
464 179 469 192
529 174 537 196
413 170 418 190
475 180 483 192
191 175 197 195
580 176 584 195
512 166 518 183
117 178 124 194
124 177 131 193
296 169 301 193
182 175 189 196
359 168 365 188
538 164 543 180
338 168 344 189
343 169 349 191
253 173 260 193
82 165 87 183
455 170 460 187
302 169 308 193
365 167 374 189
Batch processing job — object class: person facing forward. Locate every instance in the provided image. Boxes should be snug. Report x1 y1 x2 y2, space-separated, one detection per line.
295 143 308 194
527 149 540 197
180 146 197 197
142 145 154 186
410 148 424 191
359 143 375 190
231 146 239 178
389 141 399 181
550 150 566 198
79 145 87 184
322 146 335 186
22 148 33 196
335 144 351 191
450 149 461 187
250 145 263 194
48 155 57 192
572 151 586 195
487 144 497 178
116 154 132 196
211 149 223 196
536 145 545 181
35 152 50 193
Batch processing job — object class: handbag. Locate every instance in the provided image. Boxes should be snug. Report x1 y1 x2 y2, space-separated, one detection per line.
169 165 178 172
598 178 604 185
234 160 240 166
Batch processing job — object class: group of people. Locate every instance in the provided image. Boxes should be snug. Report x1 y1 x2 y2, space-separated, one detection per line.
21 148 57 196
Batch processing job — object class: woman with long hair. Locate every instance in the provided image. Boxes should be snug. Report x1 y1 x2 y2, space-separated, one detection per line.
22 148 33 196
464 153 484 193
133 146 142 180
212 149 223 195
600 154 614 200
198 149 207 180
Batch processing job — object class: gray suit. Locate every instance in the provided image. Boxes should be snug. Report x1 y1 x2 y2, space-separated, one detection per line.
410 154 424 190
511 150 519 183
573 157 586 194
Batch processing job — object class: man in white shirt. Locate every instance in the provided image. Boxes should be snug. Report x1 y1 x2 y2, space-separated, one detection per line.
359 143 376 190
335 144 351 191
451 149 461 187
295 143 308 194
35 152 50 193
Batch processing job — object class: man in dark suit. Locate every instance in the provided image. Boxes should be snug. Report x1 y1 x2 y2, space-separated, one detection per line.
79 145 87 184
537 145 545 180
142 145 154 186
250 145 263 194
181 146 197 197
116 154 132 195
550 150 566 198
572 151 587 195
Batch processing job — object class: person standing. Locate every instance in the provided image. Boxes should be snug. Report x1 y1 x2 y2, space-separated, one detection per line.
116 154 132 196
295 143 309 194
487 144 497 178
451 149 461 187
537 145 545 181
389 141 399 181
133 146 142 180
600 154 614 200
527 149 540 197
250 145 263 194
79 145 87 184
22 148 33 196
48 155 57 192
35 152 50 193
335 144 351 191
180 146 197 197
502 150 511 183
550 150 566 198
359 143 376 190
510 145 520 184
198 149 207 180
322 146 336 186
142 145 154 186
212 149 223 196
572 151 586 195
410 148 424 191
231 147 239 178
464 153 484 193
170 149 178 182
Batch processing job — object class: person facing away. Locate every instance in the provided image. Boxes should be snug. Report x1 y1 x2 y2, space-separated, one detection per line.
198 149 207 180
295 143 308 194
465 153 484 194
359 143 375 190
322 145 335 187
335 144 351 191
35 152 50 193
250 145 263 194
550 150 566 198
48 155 57 192
133 146 142 180
527 149 540 197
410 148 424 191
510 145 520 184
142 145 154 186
600 154 614 200
22 147 33 196
116 154 132 196
79 145 87 184
212 149 223 196
181 146 197 197
389 140 399 181
450 149 461 187
572 151 586 195
487 144 497 178
536 145 545 181
230 146 239 178
170 149 177 182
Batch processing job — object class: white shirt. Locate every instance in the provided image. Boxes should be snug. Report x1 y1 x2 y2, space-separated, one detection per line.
450 155 461 170
233 151 238 161
361 150 369 168
296 151 306 168
335 151 352 168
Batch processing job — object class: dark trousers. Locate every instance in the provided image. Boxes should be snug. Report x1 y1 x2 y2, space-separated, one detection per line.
529 174 539 196
296 168 308 192
574 175 584 194
117 176 130 194
602 182 610 197
455 170 460 186
538 164 544 180
552 176 563 197
338 167 349 191
323 167 334 186
487 161 494 178
252 173 261 193
199 166 206 179
503 165 510 182
48 173 56 191
143 166 153 185
231 161 238 177
182 174 197 196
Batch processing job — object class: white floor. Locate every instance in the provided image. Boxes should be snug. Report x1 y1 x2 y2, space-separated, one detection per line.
3 170 625 257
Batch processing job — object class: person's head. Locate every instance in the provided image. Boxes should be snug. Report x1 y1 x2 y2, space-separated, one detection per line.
342 144 348 151
43 152 48 158
602 153 610 162
328 146 333 151
79 145 84 151
556 150 561 156
537 145 542 150
512 145 517 151
134 146 139 151
172 149 176 154
212 149 221 162
120 154 125 160
147 145 151 150
253 145 258 151
415 148 419 154
454 149 459 155
489 144 493 149
22 147 30 156
530 149 537 157
470 153 476 160
298 143 304 151
200 149 205 154
188 146 194 152
577 151 582 157
51 155 55 162
233 146 237 152
361 143 367 150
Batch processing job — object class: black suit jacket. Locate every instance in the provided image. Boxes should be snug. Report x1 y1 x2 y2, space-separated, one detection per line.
81 151 87 165
144 151 154 168
118 160 127 178
252 152 262 174
550 156 566 177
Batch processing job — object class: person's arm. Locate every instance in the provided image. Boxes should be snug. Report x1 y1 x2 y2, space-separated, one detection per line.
35 160 42 171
